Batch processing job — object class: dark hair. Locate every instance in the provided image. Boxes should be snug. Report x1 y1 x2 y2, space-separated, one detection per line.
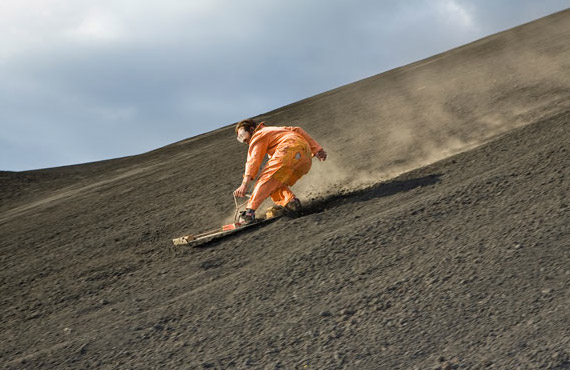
235 119 258 134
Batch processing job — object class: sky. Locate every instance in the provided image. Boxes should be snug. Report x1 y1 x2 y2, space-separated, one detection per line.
1 1 568 171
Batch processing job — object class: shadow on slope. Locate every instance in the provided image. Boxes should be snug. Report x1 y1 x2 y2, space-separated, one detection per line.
301 173 442 215
191 173 442 250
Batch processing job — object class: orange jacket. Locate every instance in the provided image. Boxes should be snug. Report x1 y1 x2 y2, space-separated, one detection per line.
244 123 323 181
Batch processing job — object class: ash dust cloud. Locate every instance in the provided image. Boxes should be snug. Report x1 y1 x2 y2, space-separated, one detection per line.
229 21 570 215
289 42 570 204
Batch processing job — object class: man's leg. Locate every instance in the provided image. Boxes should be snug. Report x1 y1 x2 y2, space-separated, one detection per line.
249 146 312 210
270 183 296 207
268 155 312 208
247 178 285 210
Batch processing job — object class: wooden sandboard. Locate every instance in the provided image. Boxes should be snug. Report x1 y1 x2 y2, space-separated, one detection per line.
172 216 280 247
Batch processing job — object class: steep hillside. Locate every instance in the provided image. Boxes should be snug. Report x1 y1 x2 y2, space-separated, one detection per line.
1 8 569 370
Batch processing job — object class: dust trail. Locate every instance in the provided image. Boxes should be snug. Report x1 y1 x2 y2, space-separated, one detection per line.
250 26 570 207
288 45 570 202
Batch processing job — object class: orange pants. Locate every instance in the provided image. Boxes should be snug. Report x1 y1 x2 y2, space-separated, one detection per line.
247 142 312 210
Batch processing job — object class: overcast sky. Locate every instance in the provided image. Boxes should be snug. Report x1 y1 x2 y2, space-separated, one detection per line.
1 1 568 171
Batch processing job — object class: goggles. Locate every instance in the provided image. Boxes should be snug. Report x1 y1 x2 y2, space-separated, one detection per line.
236 127 248 143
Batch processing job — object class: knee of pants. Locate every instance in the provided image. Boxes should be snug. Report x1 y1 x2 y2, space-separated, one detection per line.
248 178 283 209
270 186 294 205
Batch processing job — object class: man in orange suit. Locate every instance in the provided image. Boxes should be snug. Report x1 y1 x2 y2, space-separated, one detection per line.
233 118 327 223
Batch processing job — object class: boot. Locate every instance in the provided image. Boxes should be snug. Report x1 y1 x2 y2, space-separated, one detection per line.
285 198 302 213
238 209 256 224
265 205 285 219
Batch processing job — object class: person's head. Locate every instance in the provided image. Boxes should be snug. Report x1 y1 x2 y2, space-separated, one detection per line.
235 119 257 144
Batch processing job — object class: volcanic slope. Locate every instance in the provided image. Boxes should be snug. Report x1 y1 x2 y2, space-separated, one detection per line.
1 8 570 370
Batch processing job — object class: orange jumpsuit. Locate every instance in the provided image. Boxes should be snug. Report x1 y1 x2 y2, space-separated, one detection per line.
244 123 323 210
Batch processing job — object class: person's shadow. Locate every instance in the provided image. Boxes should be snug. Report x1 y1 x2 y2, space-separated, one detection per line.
301 173 442 215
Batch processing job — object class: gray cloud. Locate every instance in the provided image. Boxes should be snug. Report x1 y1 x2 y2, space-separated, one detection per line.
1 0 568 170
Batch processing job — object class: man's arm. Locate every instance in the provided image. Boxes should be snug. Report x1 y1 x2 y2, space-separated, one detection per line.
244 135 268 180
234 134 268 198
